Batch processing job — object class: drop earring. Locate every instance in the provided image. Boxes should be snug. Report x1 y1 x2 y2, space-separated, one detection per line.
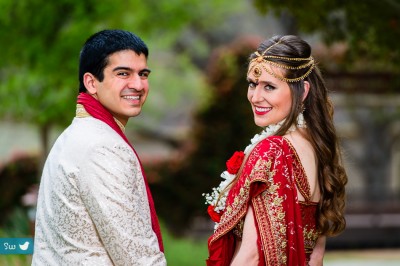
297 104 306 128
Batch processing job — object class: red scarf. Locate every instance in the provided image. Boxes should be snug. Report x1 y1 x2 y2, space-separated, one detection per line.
77 92 164 252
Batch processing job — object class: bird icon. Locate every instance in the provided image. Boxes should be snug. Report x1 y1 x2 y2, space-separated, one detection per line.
19 241 30 251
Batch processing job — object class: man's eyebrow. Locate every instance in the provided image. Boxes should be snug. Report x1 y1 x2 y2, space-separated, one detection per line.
140 68 151 73
112 67 151 73
112 66 133 72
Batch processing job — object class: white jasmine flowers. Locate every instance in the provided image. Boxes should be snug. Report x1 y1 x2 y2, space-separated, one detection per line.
203 119 291 230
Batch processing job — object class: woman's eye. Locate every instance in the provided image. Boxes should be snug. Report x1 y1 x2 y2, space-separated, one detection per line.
265 85 275 90
248 81 256 88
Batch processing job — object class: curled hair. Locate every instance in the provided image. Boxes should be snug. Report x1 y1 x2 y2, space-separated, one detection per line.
249 35 348 236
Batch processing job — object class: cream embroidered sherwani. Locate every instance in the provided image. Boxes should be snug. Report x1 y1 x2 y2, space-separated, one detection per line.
32 115 166 266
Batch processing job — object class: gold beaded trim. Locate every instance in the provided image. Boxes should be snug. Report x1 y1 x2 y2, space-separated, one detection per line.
75 104 125 132
114 117 126 132
247 50 315 83
76 104 91 118
264 56 314 70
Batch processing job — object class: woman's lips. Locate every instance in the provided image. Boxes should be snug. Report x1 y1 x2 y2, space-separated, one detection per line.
254 106 271 115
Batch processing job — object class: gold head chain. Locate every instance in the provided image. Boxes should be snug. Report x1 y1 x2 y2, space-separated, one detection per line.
247 40 315 83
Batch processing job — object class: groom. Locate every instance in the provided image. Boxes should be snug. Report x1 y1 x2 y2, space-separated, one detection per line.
32 29 166 265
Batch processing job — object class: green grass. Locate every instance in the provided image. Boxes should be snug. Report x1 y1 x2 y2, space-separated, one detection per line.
0 208 33 266
2 210 400 266
0 254 32 266
0 209 209 266
1 231 208 266
163 229 209 266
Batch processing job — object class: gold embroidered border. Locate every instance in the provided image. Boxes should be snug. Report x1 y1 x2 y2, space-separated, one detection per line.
282 137 311 201
210 138 289 265
209 145 269 244
209 137 316 265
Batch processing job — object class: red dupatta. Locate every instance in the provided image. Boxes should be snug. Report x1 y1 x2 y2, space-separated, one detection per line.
77 92 164 252
207 136 306 266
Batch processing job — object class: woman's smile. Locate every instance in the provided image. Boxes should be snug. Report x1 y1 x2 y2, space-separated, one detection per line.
254 106 272 115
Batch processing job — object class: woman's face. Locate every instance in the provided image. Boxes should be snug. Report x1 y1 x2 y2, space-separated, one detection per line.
247 64 292 127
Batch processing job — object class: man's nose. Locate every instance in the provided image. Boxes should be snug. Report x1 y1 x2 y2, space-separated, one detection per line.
128 75 143 90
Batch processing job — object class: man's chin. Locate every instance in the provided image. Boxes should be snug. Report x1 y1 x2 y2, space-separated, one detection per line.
128 109 142 118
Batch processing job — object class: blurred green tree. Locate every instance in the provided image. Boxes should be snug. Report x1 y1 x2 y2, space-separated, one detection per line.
251 0 400 71
151 37 260 235
251 1 400 214
0 0 241 167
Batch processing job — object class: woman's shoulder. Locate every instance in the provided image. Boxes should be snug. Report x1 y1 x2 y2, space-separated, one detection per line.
236 136 290 189
254 135 287 155
242 136 287 171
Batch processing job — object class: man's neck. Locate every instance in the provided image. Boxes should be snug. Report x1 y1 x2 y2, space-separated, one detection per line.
75 104 125 132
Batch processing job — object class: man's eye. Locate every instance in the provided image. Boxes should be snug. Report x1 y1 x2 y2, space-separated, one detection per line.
117 72 129 76
139 72 150 79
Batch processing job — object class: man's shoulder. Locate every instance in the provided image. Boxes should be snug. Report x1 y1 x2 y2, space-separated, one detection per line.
48 117 134 166
72 117 122 138
59 117 129 150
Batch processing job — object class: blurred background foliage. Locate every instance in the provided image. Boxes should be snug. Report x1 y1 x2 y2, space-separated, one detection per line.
1 0 400 264
0 0 242 157
151 38 261 234
252 0 400 71
1 0 399 155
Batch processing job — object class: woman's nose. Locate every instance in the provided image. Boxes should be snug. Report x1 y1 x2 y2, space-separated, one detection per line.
250 86 263 103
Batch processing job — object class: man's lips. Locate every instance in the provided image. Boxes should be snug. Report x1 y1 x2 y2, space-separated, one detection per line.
122 95 142 106
254 106 271 115
122 95 140 100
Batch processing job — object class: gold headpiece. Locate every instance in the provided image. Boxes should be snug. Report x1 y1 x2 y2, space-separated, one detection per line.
248 41 315 83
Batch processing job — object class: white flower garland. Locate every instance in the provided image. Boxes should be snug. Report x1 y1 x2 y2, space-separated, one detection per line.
203 120 293 229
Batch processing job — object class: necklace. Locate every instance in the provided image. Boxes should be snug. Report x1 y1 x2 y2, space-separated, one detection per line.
203 119 293 228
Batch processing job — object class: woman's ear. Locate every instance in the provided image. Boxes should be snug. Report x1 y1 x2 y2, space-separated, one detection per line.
83 73 97 95
302 81 310 102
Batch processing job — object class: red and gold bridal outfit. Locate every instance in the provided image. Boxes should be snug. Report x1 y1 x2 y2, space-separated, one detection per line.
207 136 320 266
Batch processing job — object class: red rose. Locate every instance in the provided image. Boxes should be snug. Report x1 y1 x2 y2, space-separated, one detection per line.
226 151 245 174
207 205 222 223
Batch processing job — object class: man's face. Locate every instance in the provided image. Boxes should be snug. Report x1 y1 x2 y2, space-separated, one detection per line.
88 50 150 125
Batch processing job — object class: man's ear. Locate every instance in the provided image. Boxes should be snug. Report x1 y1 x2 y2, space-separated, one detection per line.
302 81 310 102
83 73 97 95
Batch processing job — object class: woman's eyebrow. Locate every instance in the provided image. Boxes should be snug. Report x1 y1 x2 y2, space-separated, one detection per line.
247 77 257 83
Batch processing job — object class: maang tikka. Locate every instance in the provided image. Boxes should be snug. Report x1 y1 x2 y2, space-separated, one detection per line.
248 40 315 83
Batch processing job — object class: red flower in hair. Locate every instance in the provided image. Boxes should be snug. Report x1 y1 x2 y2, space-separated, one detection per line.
226 151 245 174
207 205 222 223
